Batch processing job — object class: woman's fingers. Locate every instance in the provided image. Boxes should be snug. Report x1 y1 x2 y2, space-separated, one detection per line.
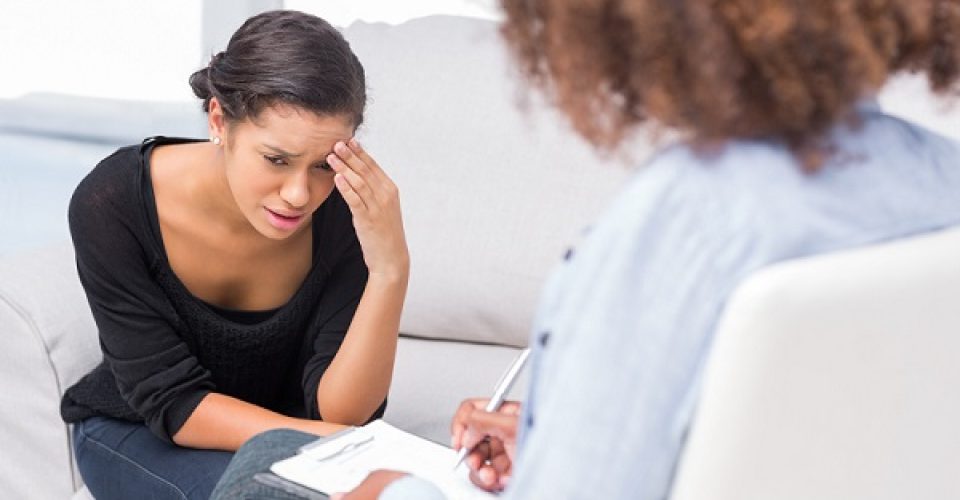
498 401 523 416
329 154 376 209
328 140 401 225
465 438 492 471
347 138 392 186
468 458 511 493
489 449 512 475
333 141 373 180
450 399 522 450
450 398 490 449
333 140 390 193
465 437 510 474
469 465 500 492
461 409 518 451
334 173 367 212
450 399 520 494
326 140 408 278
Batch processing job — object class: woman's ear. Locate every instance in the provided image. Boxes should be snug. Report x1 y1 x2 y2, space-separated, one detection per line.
208 97 226 145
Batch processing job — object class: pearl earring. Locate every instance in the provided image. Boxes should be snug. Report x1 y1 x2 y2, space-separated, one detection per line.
211 136 222 146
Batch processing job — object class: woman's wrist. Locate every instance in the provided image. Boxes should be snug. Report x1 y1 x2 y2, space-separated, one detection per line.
367 257 410 285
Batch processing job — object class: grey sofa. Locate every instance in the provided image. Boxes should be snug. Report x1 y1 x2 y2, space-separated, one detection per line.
0 16 630 499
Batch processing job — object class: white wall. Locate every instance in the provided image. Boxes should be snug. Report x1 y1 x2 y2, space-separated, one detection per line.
0 0 500 102
0 0 202 101
0 0 954 139
285 0 501 27
880 75 959 140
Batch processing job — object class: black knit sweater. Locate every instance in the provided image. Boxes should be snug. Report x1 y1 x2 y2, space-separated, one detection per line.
60 137 382 442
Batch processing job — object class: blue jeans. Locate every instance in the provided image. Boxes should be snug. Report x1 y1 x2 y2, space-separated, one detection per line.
73 416 234 500
211 429 326 499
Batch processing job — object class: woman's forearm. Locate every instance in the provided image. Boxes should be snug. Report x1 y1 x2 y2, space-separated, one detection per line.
173 268 407 450
172 392 347 451
316 270 407 425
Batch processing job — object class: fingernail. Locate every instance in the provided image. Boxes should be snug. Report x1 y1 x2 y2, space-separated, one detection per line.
335 142 348 154
480 469 495 485
349 138 359 149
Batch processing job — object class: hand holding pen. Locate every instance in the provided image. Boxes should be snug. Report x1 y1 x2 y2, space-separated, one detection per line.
450 348 531 492
450 399 522 492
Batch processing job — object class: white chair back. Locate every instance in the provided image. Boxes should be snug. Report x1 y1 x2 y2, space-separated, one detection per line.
671 227 960 500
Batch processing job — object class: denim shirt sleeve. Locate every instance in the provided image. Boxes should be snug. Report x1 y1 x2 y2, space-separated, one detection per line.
504 156 770 500
388 110 960 500
503 110 960 500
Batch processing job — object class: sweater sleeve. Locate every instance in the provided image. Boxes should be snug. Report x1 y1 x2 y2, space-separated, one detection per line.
69 150 214 442
300 194 384 422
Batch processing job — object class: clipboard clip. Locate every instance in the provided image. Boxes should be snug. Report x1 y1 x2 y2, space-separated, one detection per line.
302 433 375 462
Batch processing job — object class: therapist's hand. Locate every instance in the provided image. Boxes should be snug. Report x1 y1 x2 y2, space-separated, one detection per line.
450 398 522 492
330 470 409 500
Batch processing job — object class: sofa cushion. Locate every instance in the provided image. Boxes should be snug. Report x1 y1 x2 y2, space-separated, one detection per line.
0 133 118 257
0 94 206 258
385 336 527 444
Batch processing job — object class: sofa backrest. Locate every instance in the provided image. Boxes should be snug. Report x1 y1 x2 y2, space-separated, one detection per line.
671 226 960 500
0 16 637 348
344 16 637 348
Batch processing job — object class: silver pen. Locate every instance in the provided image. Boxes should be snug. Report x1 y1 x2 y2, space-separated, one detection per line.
453 348 532 470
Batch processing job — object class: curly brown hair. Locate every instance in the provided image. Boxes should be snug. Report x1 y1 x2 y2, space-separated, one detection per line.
500 0 960 168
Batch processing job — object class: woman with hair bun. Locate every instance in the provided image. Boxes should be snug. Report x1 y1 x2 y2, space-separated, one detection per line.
60 10 407 499
215 1 960 499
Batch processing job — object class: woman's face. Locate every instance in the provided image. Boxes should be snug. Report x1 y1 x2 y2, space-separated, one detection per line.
214 102 354 240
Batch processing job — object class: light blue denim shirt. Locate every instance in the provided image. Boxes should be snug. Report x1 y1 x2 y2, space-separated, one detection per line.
382 104 960 500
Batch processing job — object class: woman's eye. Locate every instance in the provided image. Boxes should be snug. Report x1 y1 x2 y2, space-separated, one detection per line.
264 155 287 166
316 161 333 171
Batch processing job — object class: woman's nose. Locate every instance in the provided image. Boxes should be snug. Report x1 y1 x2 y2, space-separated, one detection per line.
279 170 310 208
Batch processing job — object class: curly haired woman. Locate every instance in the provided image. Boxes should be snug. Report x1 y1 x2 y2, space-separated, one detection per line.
213 1 960 499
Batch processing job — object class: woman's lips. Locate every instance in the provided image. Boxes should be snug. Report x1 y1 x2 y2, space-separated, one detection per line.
264 207 304 231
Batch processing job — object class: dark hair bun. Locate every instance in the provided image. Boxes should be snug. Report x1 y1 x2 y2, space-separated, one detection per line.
188 11 366 126
188 53 222 111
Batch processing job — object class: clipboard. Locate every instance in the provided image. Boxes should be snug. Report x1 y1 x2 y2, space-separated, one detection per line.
269 420 495 499
246 428 361 500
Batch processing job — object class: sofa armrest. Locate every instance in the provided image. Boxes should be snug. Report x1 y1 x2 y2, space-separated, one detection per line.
0 242 101 499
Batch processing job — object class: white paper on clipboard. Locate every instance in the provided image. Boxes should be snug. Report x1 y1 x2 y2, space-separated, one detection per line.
270 420 496 499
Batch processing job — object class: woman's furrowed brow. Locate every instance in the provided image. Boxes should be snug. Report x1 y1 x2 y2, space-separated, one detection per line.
263 144 303 158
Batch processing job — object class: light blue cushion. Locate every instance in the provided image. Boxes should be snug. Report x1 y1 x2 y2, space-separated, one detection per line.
0 93 206 257
0 133 120 256
0 93 205 144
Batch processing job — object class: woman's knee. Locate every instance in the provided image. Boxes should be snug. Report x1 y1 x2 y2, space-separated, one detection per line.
240 428 317 454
